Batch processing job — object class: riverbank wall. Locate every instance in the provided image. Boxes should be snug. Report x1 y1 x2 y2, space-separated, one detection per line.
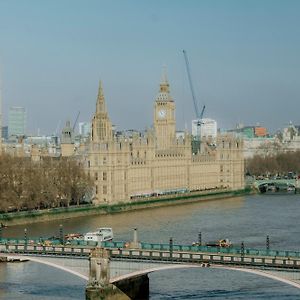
0 188 252 226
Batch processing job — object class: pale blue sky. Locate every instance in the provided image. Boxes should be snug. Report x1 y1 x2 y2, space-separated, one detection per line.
0 0 299 135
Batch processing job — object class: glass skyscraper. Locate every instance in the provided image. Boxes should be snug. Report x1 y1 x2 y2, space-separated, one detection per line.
8 106 26 137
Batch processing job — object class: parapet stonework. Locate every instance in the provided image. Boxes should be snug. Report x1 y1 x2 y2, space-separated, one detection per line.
82 72 245 205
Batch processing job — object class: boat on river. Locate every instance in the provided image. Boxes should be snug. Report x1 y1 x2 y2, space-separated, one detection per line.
84 227 113 243
64 233 83 241
206 239 232 248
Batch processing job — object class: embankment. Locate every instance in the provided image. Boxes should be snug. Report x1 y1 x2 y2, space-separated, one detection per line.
0 188 252 226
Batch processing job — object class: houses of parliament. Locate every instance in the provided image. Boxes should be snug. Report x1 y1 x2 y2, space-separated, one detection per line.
78 70 244 205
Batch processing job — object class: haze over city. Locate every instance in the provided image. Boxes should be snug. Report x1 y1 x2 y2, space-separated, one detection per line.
0 0 300 135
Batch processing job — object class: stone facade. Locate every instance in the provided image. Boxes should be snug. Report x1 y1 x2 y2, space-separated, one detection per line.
86 72 244 205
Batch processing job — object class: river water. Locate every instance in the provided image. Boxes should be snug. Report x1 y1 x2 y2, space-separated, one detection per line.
1 193 300 299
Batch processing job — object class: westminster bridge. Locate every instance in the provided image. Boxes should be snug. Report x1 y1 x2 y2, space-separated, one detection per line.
253 178 299 193
1 235 300 299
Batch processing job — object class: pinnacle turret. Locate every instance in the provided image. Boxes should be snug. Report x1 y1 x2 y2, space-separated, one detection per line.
91 80 113 142
96 80 106 114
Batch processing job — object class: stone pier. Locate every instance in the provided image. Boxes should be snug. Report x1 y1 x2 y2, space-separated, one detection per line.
85 248 149 300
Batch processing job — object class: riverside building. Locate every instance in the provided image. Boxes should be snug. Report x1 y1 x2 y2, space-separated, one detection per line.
79 71 245 204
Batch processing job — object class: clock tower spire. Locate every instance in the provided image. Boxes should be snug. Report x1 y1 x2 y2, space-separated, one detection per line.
154 67 176 149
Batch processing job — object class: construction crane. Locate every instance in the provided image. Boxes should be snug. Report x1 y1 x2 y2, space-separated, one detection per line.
183 50 206 126
73 111 80 132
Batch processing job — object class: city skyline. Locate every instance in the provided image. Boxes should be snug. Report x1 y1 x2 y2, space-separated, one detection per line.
0 0 300 135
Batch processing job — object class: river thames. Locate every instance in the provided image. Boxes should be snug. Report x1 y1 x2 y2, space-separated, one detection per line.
1 193 300 299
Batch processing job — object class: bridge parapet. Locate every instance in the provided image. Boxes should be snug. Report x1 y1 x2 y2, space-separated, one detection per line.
2 238 300 260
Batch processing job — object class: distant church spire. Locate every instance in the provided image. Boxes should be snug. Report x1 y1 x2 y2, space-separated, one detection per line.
96 80 106 114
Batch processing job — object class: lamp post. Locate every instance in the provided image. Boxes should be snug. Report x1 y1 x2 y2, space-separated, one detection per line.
266 235 270 251
198 232 202 246
24 228 27 250
59 224 64 245
169 237 173 257
241 241 245 257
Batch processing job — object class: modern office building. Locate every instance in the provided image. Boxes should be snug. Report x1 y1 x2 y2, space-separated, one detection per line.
1 126 8 141
79 122 91 137
192 118 217 139
228 125 268 139
8 106 26 137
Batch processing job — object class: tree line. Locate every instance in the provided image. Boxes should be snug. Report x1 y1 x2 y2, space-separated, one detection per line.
246 150 300 176
0 154 94 213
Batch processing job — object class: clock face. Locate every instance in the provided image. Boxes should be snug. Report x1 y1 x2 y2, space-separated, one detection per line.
158 109 167 119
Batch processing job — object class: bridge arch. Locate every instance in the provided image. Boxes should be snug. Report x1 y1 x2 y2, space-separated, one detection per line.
11 255 88 281
8 256 300 291
111 264 300 290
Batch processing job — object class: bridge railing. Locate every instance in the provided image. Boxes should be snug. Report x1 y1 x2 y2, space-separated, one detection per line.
1 237 300 259
0 238 126 248
140 242 300 258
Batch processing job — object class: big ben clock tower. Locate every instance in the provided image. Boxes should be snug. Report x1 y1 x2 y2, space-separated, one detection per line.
154 68 176 149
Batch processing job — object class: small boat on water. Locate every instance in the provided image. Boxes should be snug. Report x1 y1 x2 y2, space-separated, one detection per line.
64 233 84 241
206 239 232 248
192 238 232 248
84 227 113 243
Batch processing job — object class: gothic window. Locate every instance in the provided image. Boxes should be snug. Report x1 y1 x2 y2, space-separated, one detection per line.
103 186 107 194
103 172 107 181
95 172 98 181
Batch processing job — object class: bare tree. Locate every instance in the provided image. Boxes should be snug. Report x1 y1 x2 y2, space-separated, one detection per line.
0 154 94 213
